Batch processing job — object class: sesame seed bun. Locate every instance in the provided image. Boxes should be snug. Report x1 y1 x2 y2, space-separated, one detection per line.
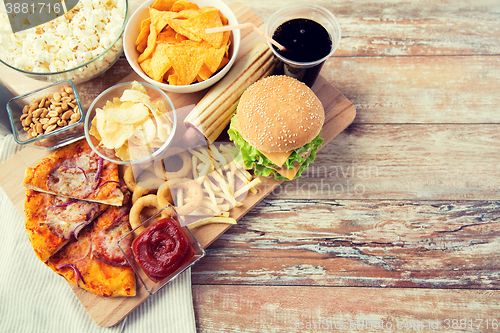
235 75 325 153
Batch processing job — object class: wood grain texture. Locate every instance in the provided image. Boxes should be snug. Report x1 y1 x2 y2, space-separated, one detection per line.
193 285 500 333
261 124 500 200
237 0 500 56
192 199 500 289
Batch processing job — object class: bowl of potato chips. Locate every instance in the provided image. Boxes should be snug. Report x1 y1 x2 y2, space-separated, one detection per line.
84 81 177 165
123 0 240 93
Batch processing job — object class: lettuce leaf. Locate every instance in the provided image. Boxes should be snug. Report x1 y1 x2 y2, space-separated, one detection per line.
228 117 324 181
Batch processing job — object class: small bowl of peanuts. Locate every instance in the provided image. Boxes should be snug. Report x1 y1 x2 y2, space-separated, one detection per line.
7 80 85 150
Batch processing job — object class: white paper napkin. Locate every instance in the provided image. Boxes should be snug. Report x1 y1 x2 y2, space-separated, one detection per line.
0 135 197 333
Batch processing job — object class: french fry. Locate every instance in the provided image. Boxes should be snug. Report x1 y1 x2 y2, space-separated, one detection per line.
187 217 237 230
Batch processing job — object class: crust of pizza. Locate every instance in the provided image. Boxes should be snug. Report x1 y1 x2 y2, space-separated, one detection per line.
25 189 108 262
23 139 123 206
45 205 136 297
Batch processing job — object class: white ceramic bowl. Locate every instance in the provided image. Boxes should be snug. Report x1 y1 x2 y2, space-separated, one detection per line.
124 0 240 93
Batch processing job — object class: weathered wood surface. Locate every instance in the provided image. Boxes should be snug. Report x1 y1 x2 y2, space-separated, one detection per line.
193 285 500 333
192 199 500 289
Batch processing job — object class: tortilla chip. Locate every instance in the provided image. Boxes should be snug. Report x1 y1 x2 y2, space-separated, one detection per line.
149 7 178 33
157 26 177 44
164 41 207 85
197 64 213 82
181 9 223 48
148 43 173 81
151 0 176 11
136 18 151 53
138 24 158 63
171 0 199 12
169 18 202 42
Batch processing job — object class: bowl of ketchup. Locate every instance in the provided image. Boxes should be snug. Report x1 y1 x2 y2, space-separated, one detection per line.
118 205 205 295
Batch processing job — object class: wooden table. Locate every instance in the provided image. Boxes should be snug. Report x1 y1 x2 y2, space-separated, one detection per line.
2 0 500 331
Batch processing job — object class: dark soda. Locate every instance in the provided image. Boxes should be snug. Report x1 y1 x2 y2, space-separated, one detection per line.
272 18 332 87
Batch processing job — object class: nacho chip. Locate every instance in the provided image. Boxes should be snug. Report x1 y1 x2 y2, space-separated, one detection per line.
149 7 178 33
138 24 158 63
151 0 176 11
157 27 177 44
136 18 151 53
171 0 199 12
197 64 213 82
164 41 207 85
181 9 223 48
169 18 202 42
147 43 173 81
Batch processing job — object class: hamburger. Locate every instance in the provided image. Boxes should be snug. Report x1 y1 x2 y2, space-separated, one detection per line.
228 75 325 181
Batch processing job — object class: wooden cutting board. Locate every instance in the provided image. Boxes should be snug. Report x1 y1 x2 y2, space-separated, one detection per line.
0 2 356 327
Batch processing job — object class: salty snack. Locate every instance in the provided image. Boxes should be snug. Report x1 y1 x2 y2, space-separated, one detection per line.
228 75 325 181
0 0 126 81
184 42 275 142
46 205 136 297
23 139 124 206
20 85 81 139
89 81 173 161
24 190 108 262
125 143 261 229
136 0 231 85
132 217 195 282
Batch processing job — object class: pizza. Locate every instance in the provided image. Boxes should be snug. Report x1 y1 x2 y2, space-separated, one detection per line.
25 189 108 262
45 205 136 297
23 139 124 206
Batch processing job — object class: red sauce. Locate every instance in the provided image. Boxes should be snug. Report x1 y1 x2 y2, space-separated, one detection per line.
132 218 195 282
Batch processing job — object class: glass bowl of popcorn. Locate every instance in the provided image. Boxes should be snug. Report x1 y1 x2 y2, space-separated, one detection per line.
0 0 128 83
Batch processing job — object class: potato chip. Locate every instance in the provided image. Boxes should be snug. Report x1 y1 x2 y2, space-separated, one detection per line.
138 24 157 63
89 82 174 161
171 0 199 12
151 0 176 11
107 103 150 125
115 143 130 161
181 9 223 48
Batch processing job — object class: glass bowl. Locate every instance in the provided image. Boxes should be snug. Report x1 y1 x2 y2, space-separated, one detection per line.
118 205 205 295
0 0 128 84
7 80 85 150
123 0 241 93
84 81 177 165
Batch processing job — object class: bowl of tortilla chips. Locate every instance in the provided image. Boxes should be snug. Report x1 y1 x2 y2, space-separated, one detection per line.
124 0 241 93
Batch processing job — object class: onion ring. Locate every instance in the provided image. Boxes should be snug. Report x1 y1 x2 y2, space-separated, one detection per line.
130 194 161 234
160 178 203 216
155 151 193 180
157 182 174 208
123 166 137 192
132 178 166 204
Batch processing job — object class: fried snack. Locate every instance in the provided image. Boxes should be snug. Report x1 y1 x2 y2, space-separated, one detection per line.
136 0 231 85
129 194 163 234
89 81 174 162
125 143 261 228
184 42 275 142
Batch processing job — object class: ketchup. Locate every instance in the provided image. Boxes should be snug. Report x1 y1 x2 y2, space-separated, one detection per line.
132 218 195 282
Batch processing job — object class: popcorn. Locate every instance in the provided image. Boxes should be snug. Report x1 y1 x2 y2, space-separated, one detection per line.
0 0 126 83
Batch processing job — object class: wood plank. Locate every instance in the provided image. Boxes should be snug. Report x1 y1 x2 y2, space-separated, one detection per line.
193 284 500 333
322 56 500 124
263 124 500 200
238 0 500 57
192 199 500 289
